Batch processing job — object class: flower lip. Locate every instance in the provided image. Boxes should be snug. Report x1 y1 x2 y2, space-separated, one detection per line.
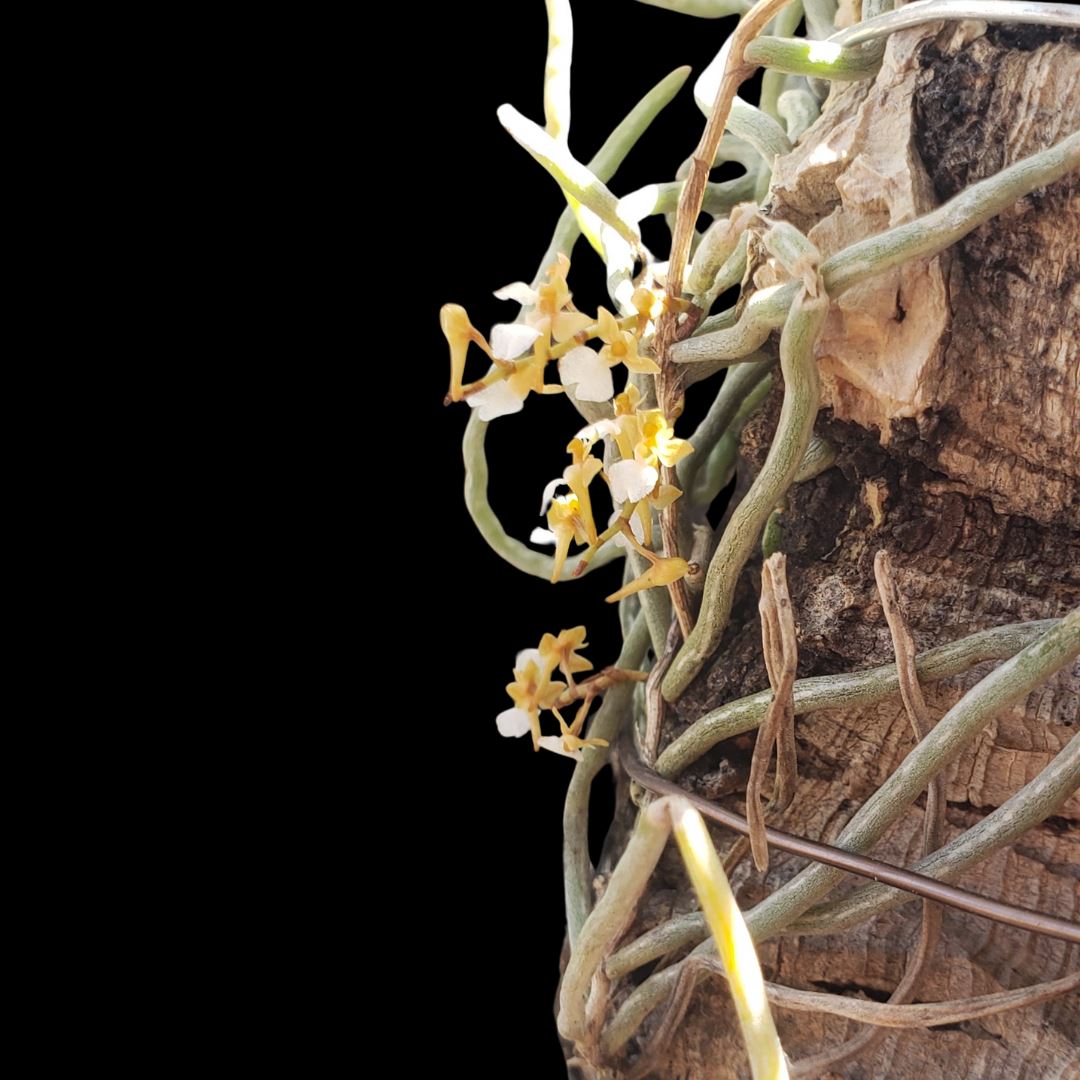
497 707 533 738
467 381 526 421
558 345 614 403
493 282 538 306
540 478 571 515
610 460 659 504
490 322 542 361
574 418 620 447
538 734 581 759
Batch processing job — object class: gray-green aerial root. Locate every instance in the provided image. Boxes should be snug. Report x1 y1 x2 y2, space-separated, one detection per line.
608 703 1078 978
746 608 1080 943
563 614 651 945
673 131 1080 370
789 727 1080 935
656 619 1057 776
662 269 827 701
601 612 1080 1053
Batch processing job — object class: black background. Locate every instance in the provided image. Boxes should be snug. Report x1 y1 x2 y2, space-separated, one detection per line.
410 4 750 1071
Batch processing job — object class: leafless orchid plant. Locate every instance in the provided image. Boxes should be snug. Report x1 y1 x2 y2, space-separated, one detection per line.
441 1 1080 1076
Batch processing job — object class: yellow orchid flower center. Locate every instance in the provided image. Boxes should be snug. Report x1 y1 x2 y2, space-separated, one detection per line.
537 253 571 316
527 256 592 344
613 385 641 417
632 287 666 322
548 493 582 527
637 409 694 469
546 493 592 583
596 305 660 375
508 347 549 398
537 278 569 319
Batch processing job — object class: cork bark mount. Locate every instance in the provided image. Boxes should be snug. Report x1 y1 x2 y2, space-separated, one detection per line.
600 22 1079 1080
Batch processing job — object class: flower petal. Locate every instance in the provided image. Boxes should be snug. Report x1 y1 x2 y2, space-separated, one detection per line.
494 282 538 305
632 287 665 321
565 456 603 491
559 346 614 403
490 322 541 361
596 306 620 343
575 418 620 446
610 509 646 550
655 436 693 468
530 527 557 545
515 648 543 670
496 707 533 738
538 735 581 759
540 477 568 515
552 310 595 343
651 484 682 511
622 351 662 375
467 381 526 421
609 460 659 504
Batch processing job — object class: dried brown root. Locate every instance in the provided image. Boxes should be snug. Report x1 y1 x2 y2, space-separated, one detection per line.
746 552 799 871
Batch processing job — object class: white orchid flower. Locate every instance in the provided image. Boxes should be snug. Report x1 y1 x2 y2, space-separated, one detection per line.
609 459 660 504
466 323 543 421
558 345 614 402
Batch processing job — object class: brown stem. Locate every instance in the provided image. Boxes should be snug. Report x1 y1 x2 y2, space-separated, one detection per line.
644 622 682 767
659 462 694 638
654 0 794 639
553 666 649 709
663 0 797 306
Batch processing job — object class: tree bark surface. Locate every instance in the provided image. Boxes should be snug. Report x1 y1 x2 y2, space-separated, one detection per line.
601 21 1079 1080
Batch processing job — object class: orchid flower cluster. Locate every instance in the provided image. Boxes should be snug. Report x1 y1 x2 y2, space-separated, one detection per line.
442 253 697 758
442 254 693 602
442 253 660 414
495 625 648 760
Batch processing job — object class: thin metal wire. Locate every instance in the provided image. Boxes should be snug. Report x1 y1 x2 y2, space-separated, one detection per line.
620 731 1080 945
